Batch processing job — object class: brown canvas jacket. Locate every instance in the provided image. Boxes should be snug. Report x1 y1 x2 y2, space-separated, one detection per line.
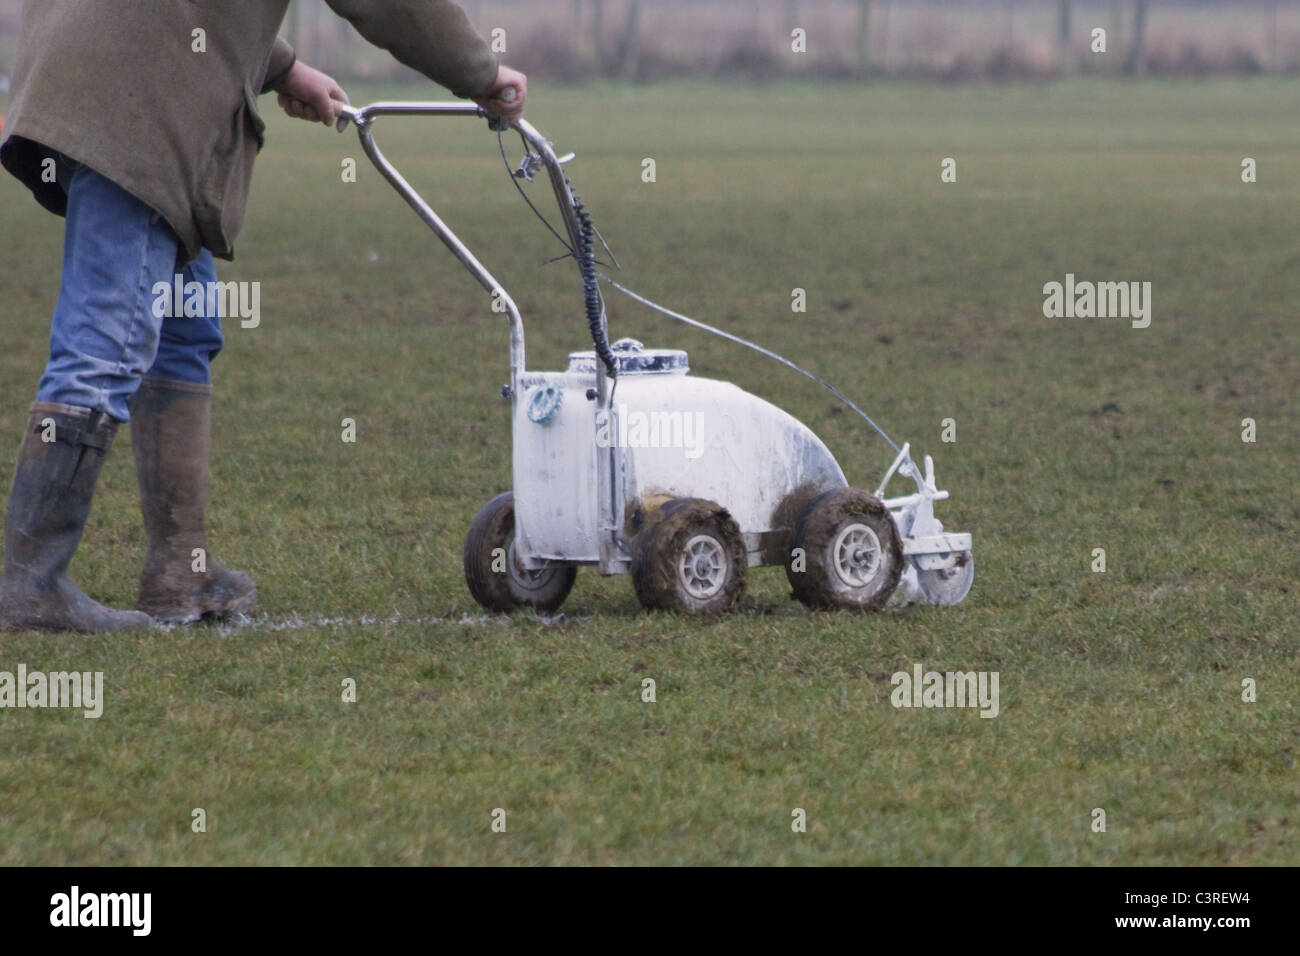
0 0 497 260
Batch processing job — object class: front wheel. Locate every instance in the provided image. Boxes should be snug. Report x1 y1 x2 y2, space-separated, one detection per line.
631 497 747 615
463 492 577 613
785 487 903 611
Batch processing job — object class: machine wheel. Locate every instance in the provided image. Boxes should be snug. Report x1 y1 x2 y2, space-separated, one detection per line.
915 551 974 606
463 492 577 613
785 487 902 611
631 498 746 615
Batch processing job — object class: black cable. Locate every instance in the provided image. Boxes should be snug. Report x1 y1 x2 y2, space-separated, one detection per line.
497 130 615 376
574 191 617 376
497 131 575 256
596 271 901 454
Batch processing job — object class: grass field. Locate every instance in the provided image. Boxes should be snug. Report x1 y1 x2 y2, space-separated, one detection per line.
0 78 1296 865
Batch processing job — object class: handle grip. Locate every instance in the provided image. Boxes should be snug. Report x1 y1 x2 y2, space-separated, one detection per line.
487 87 519 131
335 101 360 132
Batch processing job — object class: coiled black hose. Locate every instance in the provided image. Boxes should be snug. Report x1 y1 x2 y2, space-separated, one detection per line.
571 186 617 377
495 132 616 376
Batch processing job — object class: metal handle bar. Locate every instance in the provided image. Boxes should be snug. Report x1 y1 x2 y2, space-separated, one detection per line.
337 102 587 264
335 101 602 397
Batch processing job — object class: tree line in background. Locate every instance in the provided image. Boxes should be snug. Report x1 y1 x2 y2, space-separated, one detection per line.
1 2 1287 85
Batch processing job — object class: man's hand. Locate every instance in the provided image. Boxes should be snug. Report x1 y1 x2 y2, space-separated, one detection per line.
474 65 527 121
274 61 349 127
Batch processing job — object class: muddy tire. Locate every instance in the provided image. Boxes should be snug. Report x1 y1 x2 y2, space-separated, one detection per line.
785 487 902 610
630 497 746 615
464 492 576 613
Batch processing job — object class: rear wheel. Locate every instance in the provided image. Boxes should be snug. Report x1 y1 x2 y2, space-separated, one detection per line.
785 487 902 610
463 492 576 613
631 498 746 615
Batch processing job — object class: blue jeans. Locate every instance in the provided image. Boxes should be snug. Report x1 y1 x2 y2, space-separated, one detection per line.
36 156 224 422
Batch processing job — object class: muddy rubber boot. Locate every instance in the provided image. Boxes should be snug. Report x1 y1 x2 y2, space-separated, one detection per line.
0 403 153 633
130 378 257 623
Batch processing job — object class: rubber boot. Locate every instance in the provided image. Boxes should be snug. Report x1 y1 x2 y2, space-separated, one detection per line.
0 403 153 633
130 378 256 622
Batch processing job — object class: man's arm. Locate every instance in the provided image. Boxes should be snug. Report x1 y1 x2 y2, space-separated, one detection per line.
274 1 527 126
262 36 298 94
324 0 497 98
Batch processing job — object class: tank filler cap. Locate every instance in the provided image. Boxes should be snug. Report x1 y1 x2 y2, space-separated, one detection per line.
567 339 689 376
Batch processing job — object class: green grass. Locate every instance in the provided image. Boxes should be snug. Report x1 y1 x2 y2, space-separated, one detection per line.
0 78 1295 864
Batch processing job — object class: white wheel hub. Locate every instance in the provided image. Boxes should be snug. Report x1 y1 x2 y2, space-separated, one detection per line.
831 522 882 589
678 534 728 600
507 532 557 591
